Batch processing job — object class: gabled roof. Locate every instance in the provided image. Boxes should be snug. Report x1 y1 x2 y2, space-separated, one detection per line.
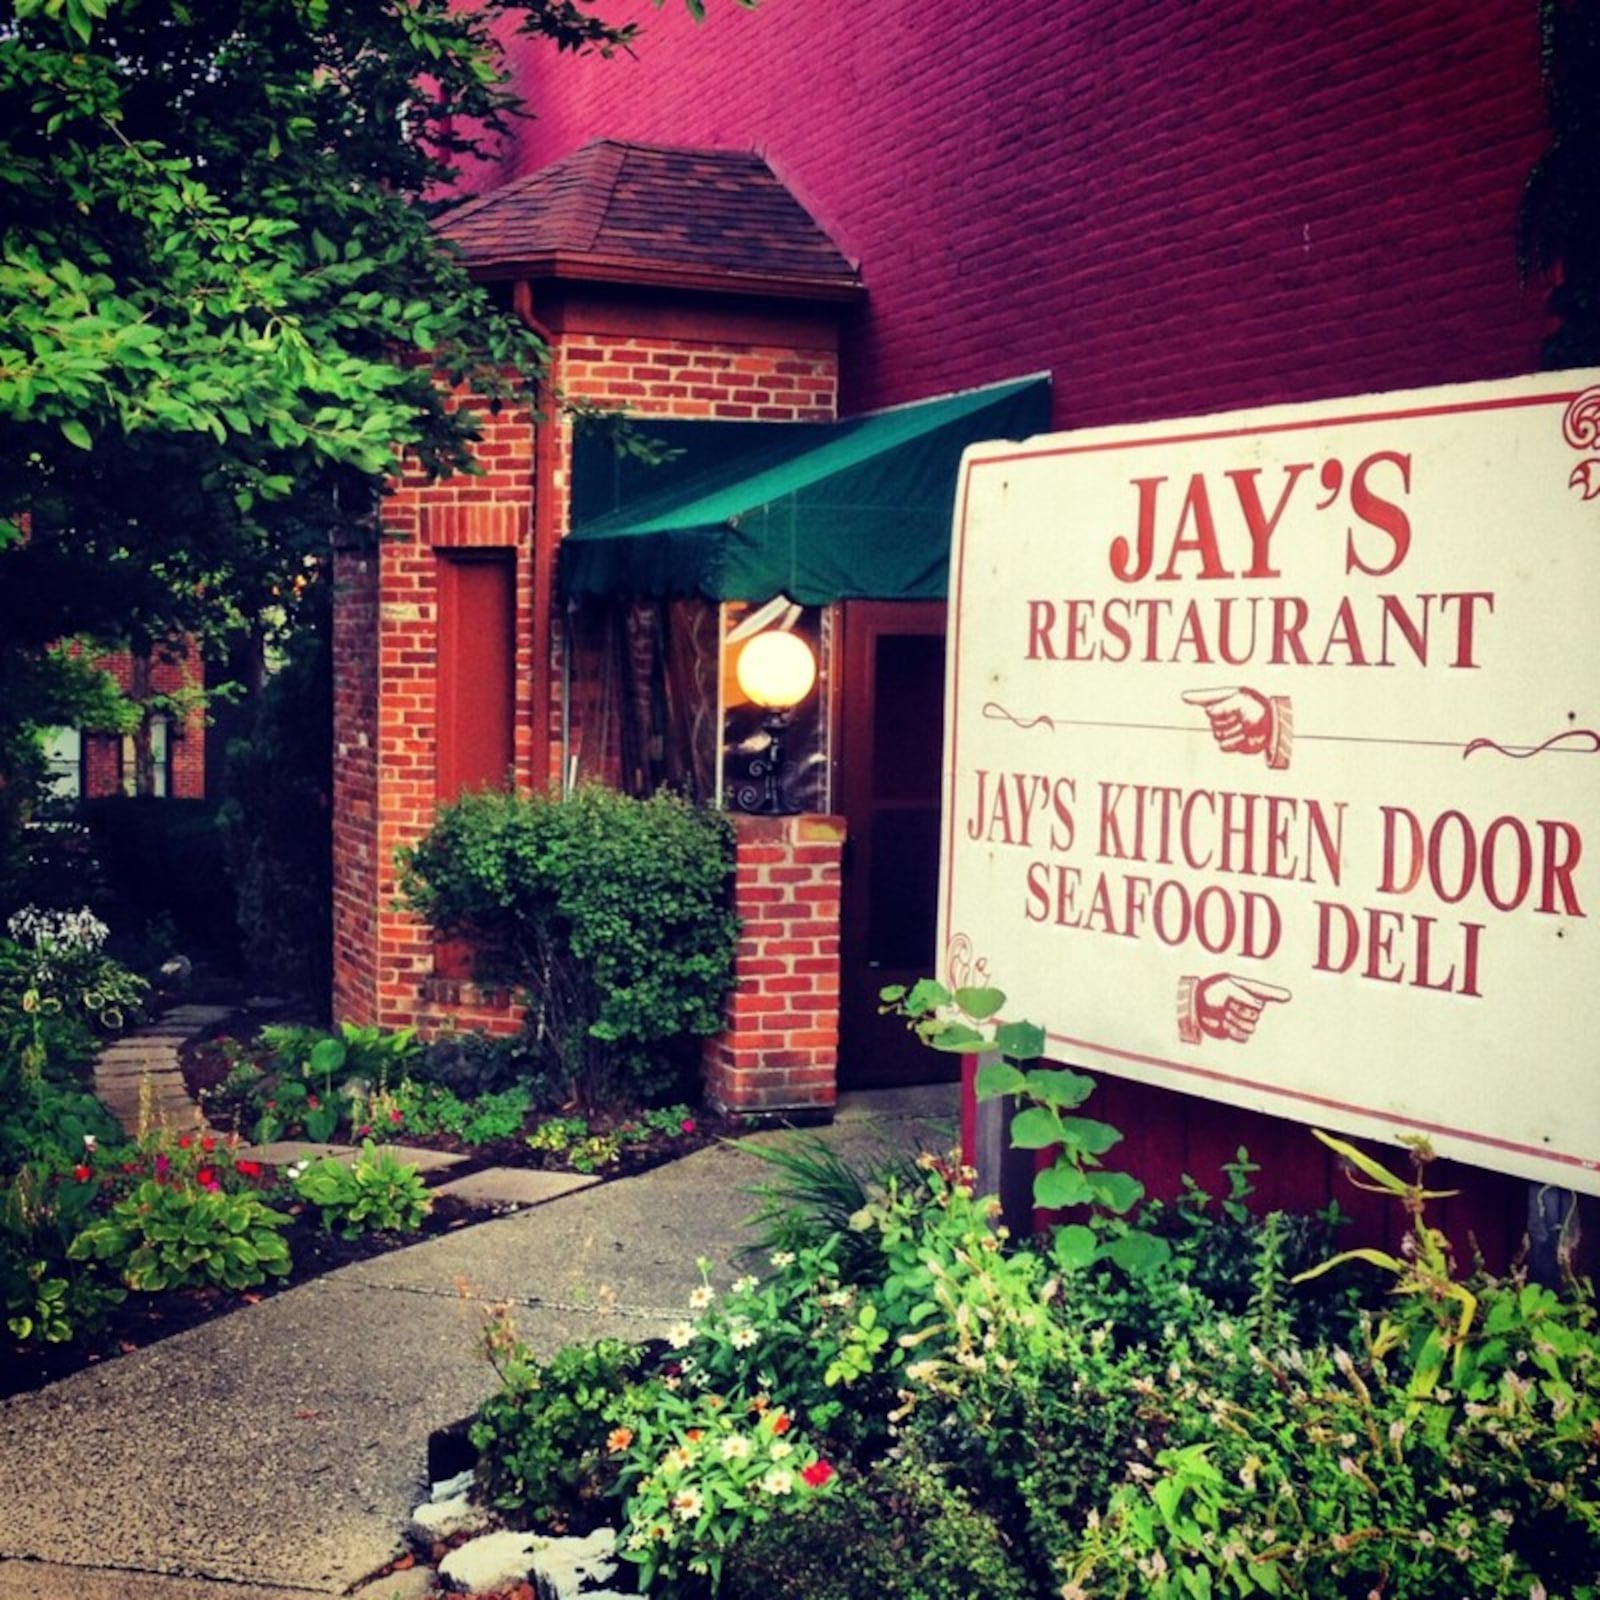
435 140 863 301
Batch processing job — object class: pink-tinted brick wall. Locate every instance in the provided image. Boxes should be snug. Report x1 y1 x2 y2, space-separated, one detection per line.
495 1 1551 426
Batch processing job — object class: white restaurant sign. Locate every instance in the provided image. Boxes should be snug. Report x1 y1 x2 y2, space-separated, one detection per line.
939 371 1600 1194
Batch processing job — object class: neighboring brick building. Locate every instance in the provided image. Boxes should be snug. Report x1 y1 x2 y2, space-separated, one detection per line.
43 646 206 804
332 1 1566 1240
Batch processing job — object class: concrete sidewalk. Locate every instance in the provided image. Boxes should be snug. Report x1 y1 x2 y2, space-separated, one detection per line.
0 1086 957 1599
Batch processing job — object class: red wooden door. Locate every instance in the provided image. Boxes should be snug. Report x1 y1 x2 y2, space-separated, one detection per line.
837 600 956 1089
434 554 515 977
436 553 515 799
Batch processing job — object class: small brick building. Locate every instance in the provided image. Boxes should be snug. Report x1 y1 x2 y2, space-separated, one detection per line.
332 143 877 1113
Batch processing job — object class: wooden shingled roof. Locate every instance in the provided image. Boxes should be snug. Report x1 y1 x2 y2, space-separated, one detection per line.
435 140 862 301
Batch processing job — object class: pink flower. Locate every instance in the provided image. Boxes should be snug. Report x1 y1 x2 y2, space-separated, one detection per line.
154 1154 172 1180
389 1108 404 1124
306 1095 320 1110
680 1118 697 1134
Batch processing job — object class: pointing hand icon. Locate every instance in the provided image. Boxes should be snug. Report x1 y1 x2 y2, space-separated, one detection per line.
1180 974 1292 1045
1182 686 1293 770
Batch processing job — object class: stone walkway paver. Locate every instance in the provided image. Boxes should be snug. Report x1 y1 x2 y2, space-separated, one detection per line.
433 1167 597 1205
239 1140 469 1175
93 1004 233 1138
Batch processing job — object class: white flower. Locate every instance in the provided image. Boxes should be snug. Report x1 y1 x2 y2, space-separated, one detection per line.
82 1134 97 1153
770 1251 796 1268
730 1324 758 1350
667 1322 695 1348
689 1285 715 1311
761 1468 794 1495
769 1439 793 1460
719 1434 752 1460
671 1488 703 1520
732 1275 759 1294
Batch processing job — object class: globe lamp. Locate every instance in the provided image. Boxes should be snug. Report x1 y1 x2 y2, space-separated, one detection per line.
734 630 816 812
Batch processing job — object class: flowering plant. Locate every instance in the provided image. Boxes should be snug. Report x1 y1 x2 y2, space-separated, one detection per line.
615 1390 836 1593
5 906 148 1032
67 1117 290 1292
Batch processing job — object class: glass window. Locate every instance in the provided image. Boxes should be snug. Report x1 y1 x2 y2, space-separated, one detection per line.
39 726 82 802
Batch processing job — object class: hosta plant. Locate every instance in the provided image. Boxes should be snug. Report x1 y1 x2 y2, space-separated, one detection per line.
69 1181 291 1292
291 1142 432 1238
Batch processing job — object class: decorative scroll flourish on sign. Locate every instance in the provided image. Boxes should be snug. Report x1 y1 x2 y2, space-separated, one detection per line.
944 931 991 990
1462 729 1600 760
1564 387 1600 500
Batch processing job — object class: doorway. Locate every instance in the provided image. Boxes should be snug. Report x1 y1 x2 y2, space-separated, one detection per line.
837 600 956 1089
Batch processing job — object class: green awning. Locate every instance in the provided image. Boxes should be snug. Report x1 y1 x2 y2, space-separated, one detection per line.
560 375 1051 604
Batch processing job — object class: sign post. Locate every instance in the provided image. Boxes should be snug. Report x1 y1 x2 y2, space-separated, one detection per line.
941 372 1600 1196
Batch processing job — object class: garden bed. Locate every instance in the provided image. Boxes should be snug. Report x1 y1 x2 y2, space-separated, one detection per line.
3 1188 484 1400
178 1022 744 1178
7 1023 743 1405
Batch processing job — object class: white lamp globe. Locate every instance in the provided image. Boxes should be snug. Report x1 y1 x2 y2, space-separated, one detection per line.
736 630 816 711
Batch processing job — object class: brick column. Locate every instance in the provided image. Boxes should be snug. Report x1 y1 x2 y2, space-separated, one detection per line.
704 812 844 1117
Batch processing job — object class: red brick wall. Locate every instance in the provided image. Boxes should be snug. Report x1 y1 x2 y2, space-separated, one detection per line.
333 307 843 1066
497 0 1550 426
705 813 844 1115
332 387 539 1035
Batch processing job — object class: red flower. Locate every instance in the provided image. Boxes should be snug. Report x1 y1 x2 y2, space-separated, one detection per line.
236 1160 262 1179
196 1167 219 1191
306 1095 320 1110
801 1461 834 1488
389 1108 404 1124
177 1134 193 1149
201 1135 216 1153
72 1164 92 1182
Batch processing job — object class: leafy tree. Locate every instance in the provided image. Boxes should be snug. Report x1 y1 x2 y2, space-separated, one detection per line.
0 0 743 880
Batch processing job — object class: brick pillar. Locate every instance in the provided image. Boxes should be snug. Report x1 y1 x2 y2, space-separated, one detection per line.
704 812 844 1116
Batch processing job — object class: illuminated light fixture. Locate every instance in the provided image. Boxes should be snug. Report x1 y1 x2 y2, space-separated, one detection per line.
735 629 817 813
736 628 816 711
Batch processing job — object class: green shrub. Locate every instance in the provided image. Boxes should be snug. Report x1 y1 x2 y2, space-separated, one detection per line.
722 1456 1034 1600
398 785 737 1106
291 1142 432 1237
471 1328 651 1528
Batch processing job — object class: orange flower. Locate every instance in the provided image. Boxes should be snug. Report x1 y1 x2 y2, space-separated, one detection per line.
606 1427 634 1453
685 1429 704 1443
769 1412 792 1436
